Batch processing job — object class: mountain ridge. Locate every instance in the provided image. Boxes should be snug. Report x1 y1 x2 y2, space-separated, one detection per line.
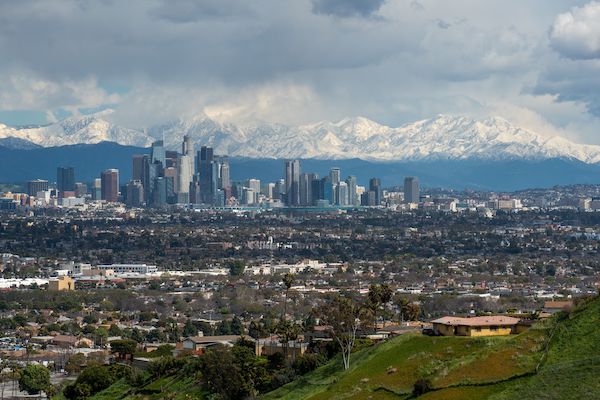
1 113 599 163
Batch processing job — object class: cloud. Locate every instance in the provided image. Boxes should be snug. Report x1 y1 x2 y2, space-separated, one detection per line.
550 1 600 59
0 73 119 114
311 0 386 17
0 0 599 145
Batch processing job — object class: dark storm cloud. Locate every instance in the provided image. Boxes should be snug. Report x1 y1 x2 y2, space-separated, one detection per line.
311 0 386 17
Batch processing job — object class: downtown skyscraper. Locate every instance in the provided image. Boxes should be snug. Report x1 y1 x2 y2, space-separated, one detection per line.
285 159 301 206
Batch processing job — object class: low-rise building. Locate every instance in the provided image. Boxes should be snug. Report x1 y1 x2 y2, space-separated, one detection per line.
431 316 521 337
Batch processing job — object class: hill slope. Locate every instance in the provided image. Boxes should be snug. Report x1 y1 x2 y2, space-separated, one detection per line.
265 296 600 400
85 296 600 400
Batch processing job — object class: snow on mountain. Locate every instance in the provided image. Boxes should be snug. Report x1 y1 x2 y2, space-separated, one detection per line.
1 112 600 163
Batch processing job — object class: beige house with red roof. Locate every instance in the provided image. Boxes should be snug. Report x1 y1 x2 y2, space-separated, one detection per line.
431 316 521 337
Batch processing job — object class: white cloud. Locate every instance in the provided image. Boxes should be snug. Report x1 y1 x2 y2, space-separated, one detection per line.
550 1 600 59
0 73 119 113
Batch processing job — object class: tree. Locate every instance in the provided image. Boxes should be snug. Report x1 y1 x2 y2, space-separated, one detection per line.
275 319 300 360
18 364 51 395
110 339 137 360
282 273 294 317
94 327 108 347
200 345 257 399
183 319 198 337
316 295 367 370
367 284 393 329
228 260 245 276
395 296 420 322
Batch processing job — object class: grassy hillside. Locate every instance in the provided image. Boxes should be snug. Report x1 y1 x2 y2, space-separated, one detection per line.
266 296 600 400
84 296 600 400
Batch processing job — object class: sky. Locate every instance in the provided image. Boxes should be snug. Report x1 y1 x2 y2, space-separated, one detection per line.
0 0 599 144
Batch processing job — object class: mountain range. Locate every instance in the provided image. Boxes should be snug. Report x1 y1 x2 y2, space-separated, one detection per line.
1 111 600 163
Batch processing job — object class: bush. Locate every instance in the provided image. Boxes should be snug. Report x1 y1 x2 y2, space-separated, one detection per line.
413 378 433 396
292 353 325 375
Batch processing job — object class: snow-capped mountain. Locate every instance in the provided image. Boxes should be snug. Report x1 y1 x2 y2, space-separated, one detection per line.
1 112 600 163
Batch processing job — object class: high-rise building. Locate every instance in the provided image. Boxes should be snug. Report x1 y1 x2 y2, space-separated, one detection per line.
369 178 382 206
247 179 261 194
74 182 87 198
321 176 334 205
198 146 217 204
101 169 119 202
92 178 102 200
285 160 301 206
404 176 420 204
151 140 166 166
164 166 177 188
219 158 231 190
345 176 358 206
26 179 48 196
153 177 167 206
125 180 144 207
330 167 341 185
182 134 194 157
177 154 193 197
273 179 286 201
361 190 377 206
336 181 349 206
132 154 145 181
57 167 75 195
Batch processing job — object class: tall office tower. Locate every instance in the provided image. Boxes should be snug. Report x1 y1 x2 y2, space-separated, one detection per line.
26 179 49 196
336 181 349 206
198 146 214 171
361 190 377 206
165 151 178 168
345 176 358 206
311 177 322 205
320 176 335 205
177 155 193 199
219 158 231 190
92 178 102 200
125 180 144 207
164 166 177 194
242 188 256 205
369 178 382 206
404 176 420 204
132 154 145 181
151 140 166 166
247 179 261 194
189 175 201 204
299 173 311 205
273 179 285 201
182 135 194 157
74 183 87 198
214 189 226 207
198 146 217 204
330 167 341 185
152 177 167 206
101 169 119 202
284 159 301 206
57 167 75 194
266 183 276 199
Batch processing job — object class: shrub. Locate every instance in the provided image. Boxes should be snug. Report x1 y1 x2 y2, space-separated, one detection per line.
413 378 433 396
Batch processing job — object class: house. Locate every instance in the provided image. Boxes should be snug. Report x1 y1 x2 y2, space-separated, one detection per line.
542 300 573 314
180 335 254 355
256 335 309 359
48 276 75 291
431 316 521 337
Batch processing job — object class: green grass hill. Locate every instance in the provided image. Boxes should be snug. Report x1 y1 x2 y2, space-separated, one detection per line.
82 295 600 400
